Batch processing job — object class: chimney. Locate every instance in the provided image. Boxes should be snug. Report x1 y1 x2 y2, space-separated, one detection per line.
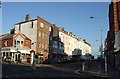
25 14 30 21
61 27 64 31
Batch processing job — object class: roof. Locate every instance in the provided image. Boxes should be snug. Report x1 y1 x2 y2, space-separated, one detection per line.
15 19 37 25
0 34 15 40
22 34 31 40
0 33 31 41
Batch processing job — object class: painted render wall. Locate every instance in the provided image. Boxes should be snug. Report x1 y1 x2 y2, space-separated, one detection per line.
59 31 92 57
14 20 37 51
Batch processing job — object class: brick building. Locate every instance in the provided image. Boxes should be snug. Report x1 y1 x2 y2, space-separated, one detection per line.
0 32 31 63
2 14 92 64
105 1 120 66
12 15 53 63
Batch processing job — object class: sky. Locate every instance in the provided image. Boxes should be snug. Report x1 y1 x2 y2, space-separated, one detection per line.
2 2 110 58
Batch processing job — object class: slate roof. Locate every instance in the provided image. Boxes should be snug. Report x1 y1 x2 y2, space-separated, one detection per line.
15 19 37 25
0 33 31 41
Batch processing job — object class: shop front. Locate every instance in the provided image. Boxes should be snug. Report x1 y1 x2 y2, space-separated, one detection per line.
1 47 30 63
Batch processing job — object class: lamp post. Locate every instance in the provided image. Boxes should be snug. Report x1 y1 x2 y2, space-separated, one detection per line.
90 16 107 75
90 16 104 58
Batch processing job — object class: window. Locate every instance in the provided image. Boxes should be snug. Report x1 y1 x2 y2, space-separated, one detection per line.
4 41 8 46
38 32 41 37
31 22 34 28
21 41 23 45
40 22 44 28
114 20 117 23
14 40 16 46
10 52 12 56
46 25 48 29
49 27 51 31
19 24 21 31
17 41 20 45
42 33 44 38
3 52 5 57
42 44 44 48
6 52 8 57
38 43 41 48
44 44 46 49
45 34 47 38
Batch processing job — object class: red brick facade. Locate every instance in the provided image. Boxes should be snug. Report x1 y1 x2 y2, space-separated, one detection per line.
2 39 13 47
1 32 31 48
36 16 53 59
105 1 120 66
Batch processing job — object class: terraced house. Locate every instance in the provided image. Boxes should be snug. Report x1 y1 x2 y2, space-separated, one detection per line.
1 14 92 64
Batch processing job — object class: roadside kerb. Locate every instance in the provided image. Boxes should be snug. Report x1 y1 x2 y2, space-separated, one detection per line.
75 69 113 78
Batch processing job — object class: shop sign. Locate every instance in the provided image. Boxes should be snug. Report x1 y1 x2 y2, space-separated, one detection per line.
1 48 10 52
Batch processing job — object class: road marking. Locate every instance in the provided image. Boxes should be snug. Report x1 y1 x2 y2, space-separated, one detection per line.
75 69 81 75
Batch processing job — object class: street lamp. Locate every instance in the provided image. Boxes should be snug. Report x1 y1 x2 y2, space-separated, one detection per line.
90 16 104 58
90 16 107 75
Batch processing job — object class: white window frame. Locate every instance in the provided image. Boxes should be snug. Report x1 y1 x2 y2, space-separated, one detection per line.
49 27 51 31
21 41 23 46
4 41 8 46
17 40 20 46
38 32 41 37
38 43 41 48
40 22 44 28
42 33 44 38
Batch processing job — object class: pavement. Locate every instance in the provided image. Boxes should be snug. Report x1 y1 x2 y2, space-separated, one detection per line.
75 65 120 79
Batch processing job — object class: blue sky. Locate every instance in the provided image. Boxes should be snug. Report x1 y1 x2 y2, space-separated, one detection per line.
2 2 110 57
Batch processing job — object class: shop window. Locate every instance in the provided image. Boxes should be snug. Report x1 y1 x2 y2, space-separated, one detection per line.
6 52 8 57
10 52 12 56
3 52 5 56
42 33 44 38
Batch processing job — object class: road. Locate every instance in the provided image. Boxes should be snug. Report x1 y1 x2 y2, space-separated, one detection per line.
2 62 111 79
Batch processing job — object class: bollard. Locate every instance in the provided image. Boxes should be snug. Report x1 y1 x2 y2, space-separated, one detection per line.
82 62 85 71
32 58 36 70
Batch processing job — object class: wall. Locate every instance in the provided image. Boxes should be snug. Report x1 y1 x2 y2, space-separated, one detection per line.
36 16 53 56
2 39 13 47
59 30 92 57
14 20 37 51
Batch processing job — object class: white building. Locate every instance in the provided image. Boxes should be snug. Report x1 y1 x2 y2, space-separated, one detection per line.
13 19 37 51
59 28 92 59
